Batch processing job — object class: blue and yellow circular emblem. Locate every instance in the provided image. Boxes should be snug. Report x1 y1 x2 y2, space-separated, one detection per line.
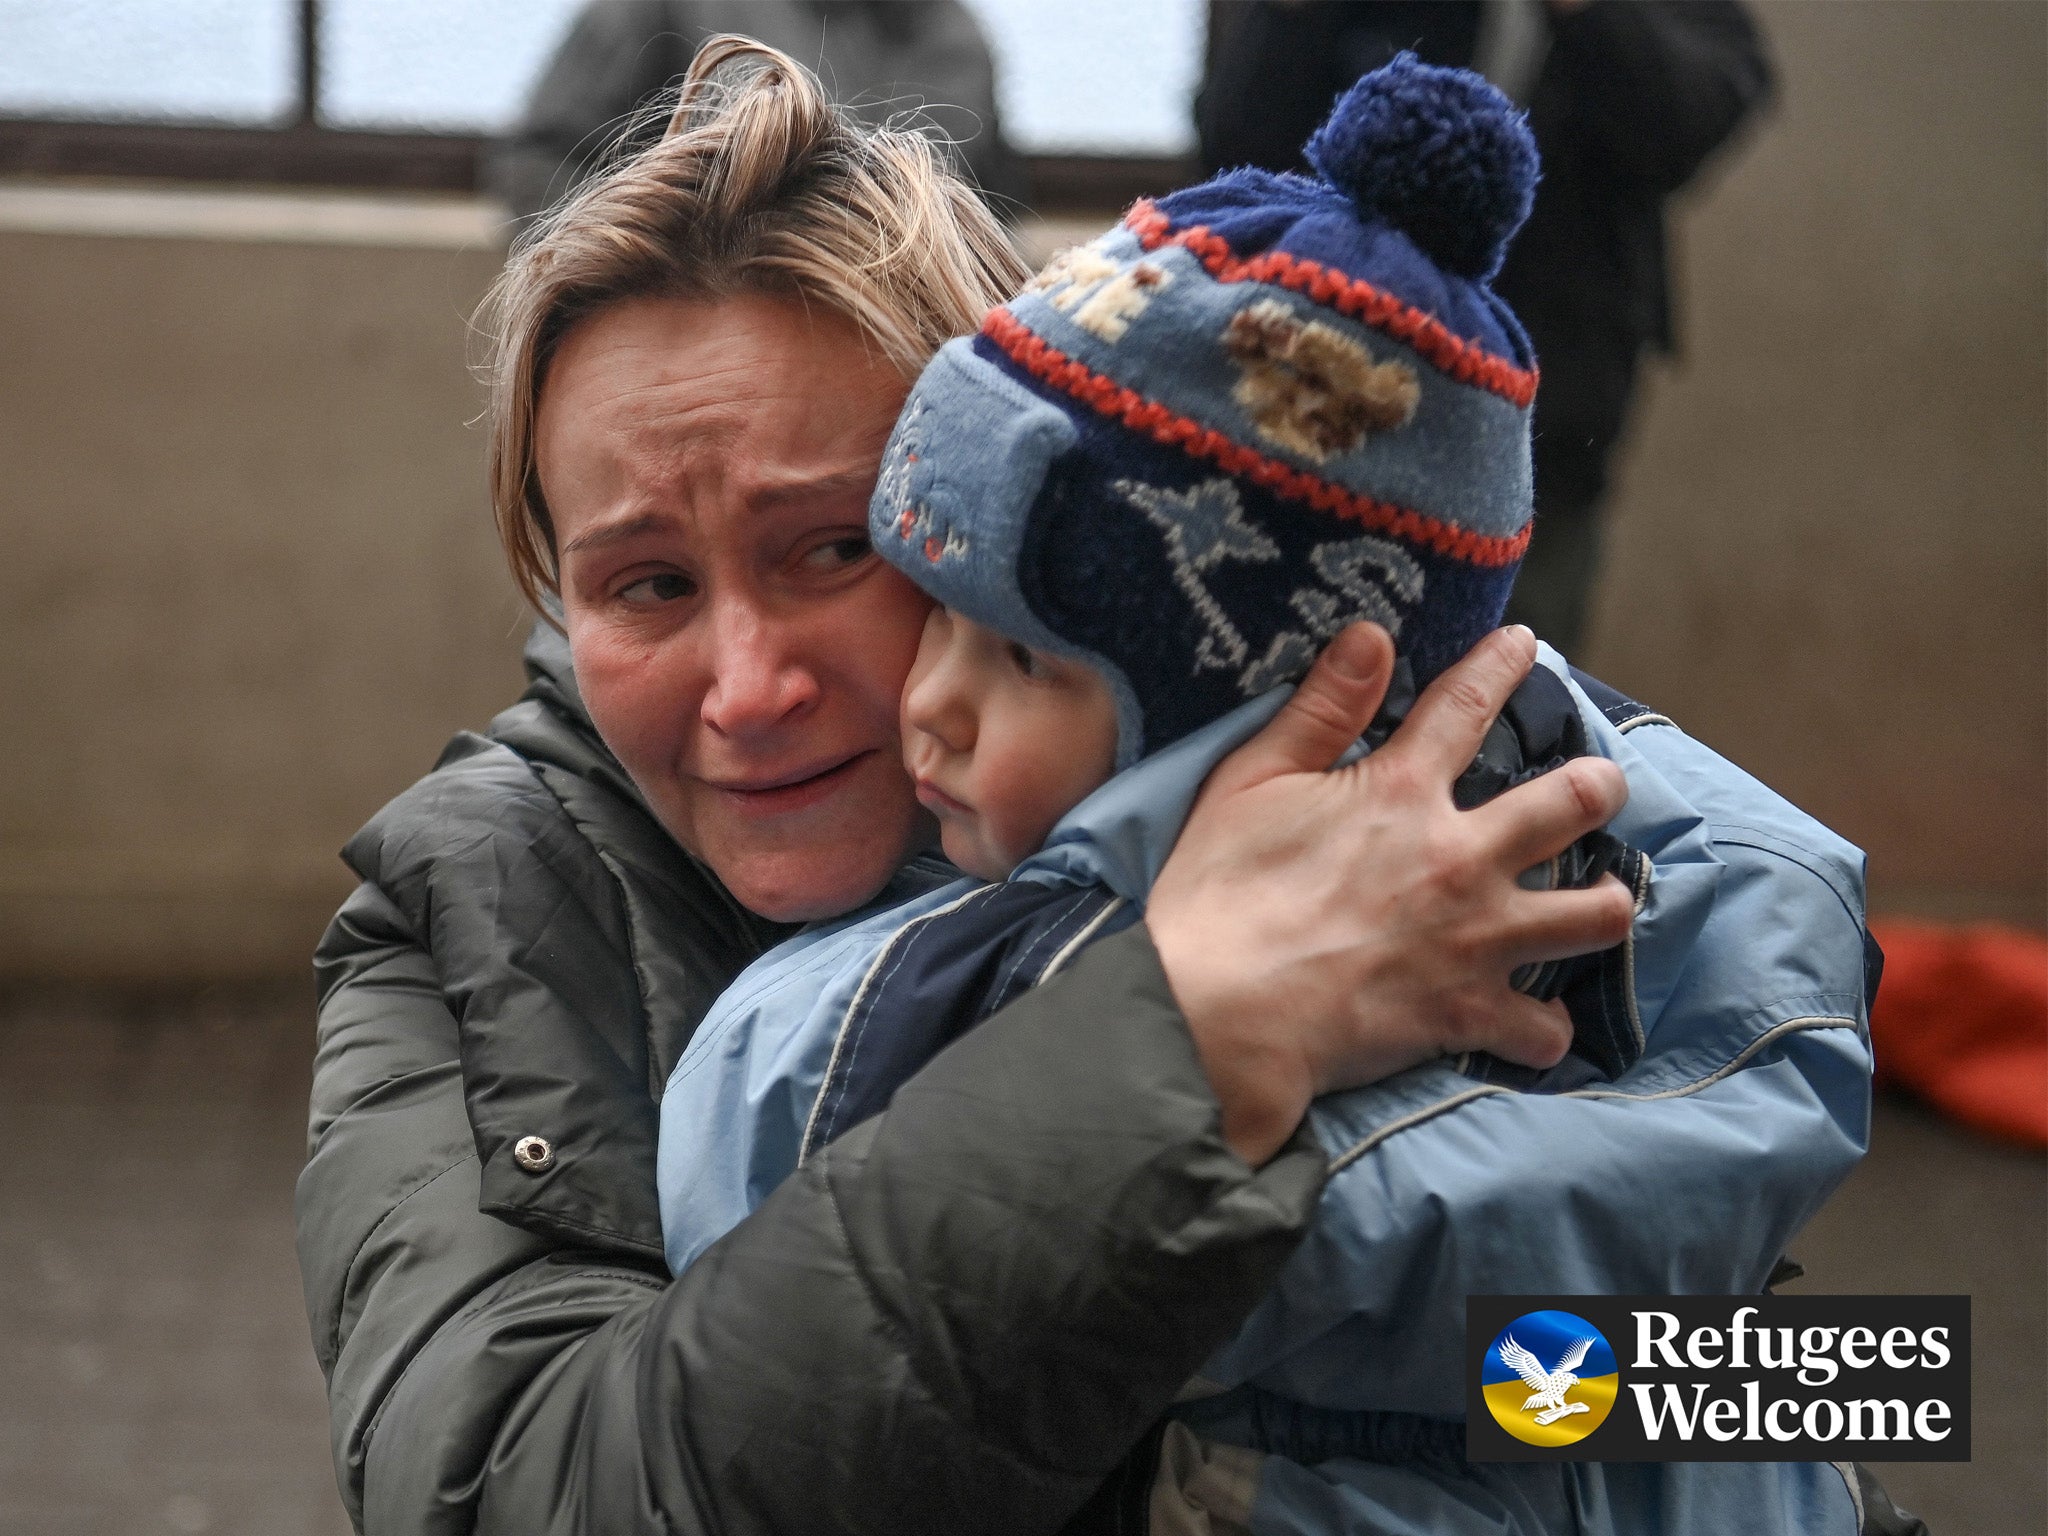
1481 1310 1619 1447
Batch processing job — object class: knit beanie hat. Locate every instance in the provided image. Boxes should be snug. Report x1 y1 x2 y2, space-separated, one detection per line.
871 54 1540 768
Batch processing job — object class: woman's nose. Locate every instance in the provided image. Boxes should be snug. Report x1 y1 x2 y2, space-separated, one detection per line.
699 595 820 740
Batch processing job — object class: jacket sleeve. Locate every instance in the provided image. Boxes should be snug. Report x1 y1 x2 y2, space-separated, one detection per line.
1195 695 1874 1414
298 889 1326 1536
1545 1 1776 195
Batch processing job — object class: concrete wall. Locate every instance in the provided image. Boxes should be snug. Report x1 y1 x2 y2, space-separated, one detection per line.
0 192 528 978
1583 0 2046 924
1 3 2042 979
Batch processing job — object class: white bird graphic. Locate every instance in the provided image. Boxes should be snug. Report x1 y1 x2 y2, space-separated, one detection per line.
1500 1333 1598 1426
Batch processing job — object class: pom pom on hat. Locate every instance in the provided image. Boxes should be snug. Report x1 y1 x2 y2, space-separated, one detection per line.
1304 52 1538 282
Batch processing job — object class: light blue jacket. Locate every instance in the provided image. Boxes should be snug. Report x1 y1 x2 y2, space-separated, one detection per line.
658 650 1875 1534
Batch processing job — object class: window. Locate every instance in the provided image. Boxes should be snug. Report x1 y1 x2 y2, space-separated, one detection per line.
958 0 1204 157
318 0 582 132
0 0 297 123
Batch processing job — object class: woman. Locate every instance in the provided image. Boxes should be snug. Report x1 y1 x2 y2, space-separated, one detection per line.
297 39 1869 1536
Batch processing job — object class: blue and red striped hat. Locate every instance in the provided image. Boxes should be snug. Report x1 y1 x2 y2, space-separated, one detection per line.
872 54 1541 767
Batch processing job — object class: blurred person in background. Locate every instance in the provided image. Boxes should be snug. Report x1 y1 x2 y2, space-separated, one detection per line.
489 0 1027 231
1198 0 1773 654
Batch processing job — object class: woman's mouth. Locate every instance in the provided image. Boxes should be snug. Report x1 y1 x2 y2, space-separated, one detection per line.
710 751 874 817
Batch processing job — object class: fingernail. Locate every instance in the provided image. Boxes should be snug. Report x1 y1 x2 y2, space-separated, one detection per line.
1505 624 1535 647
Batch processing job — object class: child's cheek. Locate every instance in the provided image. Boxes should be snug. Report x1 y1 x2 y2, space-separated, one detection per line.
978 753 1060 870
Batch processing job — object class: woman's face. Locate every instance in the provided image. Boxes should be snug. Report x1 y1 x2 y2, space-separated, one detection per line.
535 292 936 922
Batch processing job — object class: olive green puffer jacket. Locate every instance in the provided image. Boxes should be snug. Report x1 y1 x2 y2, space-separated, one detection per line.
294 626 1327 1535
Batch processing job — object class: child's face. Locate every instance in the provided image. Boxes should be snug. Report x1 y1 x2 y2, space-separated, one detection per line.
900 608 1120 882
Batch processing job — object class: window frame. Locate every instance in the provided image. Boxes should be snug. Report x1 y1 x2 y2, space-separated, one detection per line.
0 0 1191 210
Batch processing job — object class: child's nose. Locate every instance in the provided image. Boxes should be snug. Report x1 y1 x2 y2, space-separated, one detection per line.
903 662 976 754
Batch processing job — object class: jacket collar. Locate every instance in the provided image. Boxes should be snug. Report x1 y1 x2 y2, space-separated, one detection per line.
1016 689 1291 904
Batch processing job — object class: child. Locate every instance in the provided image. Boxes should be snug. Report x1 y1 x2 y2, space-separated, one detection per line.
660 56 1875 1535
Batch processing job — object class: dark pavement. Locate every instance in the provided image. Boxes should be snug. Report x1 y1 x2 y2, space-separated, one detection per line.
0 985 2040 1535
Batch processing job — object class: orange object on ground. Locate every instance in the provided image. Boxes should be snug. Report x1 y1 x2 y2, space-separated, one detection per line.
1866 919 2048 1147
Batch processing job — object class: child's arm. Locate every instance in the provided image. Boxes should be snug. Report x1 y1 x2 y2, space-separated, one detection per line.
656 879 979 1275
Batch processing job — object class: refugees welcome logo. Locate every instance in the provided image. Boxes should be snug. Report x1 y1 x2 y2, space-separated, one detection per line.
1481 1311 1618 1446
1467 1296 1969 1462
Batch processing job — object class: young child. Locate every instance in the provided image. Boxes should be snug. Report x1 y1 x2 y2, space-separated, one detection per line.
660 56 1875 1535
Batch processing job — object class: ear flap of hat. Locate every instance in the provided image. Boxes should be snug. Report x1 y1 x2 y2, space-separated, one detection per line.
870 340 1148 766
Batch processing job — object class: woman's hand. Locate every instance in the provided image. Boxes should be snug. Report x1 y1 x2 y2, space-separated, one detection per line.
1147 623 1635 1165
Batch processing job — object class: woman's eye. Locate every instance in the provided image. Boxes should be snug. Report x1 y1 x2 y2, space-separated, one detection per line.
618 572 695 606
802 534 872 570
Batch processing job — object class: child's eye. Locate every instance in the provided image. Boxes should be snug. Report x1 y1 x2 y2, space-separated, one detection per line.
1008 641 1047 679
618 571 696 606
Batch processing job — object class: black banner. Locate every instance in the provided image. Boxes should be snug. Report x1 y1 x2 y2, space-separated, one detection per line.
1466 1295 1970 1462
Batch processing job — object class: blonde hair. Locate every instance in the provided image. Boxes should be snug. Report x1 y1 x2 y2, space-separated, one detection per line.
480 35 1031 614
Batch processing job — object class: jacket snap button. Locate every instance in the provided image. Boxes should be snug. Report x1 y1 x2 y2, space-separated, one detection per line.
513 1135 555 1174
